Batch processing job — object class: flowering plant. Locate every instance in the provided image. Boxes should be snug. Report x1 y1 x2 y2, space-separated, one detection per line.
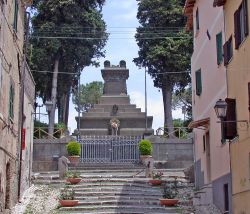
59 186 75 200
152 171 163 180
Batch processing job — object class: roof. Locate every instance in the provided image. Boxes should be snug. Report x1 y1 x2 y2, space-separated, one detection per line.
184 0 196 31
188 118 210 129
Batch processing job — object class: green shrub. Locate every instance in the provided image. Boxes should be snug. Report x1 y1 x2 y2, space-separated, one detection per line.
66 140 81 156
139 139 152 155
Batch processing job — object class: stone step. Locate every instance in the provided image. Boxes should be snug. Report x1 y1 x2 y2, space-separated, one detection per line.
74 190 162 197
76 199 161 206
73 187 162 195
59 210 179 214
93 104 137 109
88 107 142 113
71 182 157 189
74 195 162 201
59 204 178 213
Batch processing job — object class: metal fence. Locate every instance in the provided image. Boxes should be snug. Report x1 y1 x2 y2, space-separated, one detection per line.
78 135 142 163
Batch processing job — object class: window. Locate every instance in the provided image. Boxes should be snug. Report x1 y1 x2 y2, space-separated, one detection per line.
216 32 223 65
234 0 248 49
224 183 229 212
224 98 237 140
13 0 18 32
195 69 202 96
223 36 233 65
203 135 206 152
196 8 200 32
8 82 14 119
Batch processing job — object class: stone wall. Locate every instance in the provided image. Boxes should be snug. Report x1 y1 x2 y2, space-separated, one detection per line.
33 136 194 171
33 137 74 172
0 0 28 212
146 136 194 169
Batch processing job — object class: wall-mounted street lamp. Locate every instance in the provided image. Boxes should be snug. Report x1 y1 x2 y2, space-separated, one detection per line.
214 99 248 142
45 100 53 113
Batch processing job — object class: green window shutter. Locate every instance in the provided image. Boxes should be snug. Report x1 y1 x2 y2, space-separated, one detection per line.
195 69 202 96
216 32 223 65
9 84 14 119
13 0 18 32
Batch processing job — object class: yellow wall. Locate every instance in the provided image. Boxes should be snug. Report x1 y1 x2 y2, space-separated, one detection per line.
224 0 250 213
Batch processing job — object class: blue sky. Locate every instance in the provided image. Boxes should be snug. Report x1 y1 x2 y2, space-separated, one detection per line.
38 0 183 133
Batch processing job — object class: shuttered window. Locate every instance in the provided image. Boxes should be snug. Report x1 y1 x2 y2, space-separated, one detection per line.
234 0 249 49
216 32 223 65
224 98 237 140
223 36 233 66
8 83 15 119
195 69 202 96
13 0 18 32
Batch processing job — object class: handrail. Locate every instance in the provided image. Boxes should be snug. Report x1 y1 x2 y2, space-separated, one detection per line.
33 127 67 139
155 126 190 139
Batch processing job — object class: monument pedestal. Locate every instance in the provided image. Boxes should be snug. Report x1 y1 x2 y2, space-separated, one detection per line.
75 60 154 136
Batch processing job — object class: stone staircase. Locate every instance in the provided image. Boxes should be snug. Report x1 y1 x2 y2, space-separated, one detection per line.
33 164 190 214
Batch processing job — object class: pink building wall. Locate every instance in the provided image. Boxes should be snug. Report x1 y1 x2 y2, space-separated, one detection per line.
189 0 232 212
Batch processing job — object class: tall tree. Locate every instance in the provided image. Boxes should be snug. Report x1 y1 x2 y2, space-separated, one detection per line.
72 81 104 113
29 0 108 134
134 0 192 136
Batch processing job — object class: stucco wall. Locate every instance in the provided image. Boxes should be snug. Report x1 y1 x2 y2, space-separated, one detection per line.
224 2 250 209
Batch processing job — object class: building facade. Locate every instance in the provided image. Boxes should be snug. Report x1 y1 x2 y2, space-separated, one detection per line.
214 0 250 212
0 0 34 212
185 0 232 213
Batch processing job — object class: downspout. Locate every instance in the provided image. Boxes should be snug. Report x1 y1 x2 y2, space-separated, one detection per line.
18 11 30 200
223 6 233 213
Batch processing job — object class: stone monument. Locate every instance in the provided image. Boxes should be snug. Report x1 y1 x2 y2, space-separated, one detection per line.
76 60 154 136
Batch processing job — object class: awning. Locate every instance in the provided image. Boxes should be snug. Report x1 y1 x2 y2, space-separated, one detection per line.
188 118 210 129
213 0 227 7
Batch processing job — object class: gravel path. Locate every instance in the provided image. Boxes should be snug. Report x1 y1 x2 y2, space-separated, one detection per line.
11 185 61 214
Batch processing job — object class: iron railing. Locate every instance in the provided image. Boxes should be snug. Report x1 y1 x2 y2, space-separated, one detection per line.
78 135 141 163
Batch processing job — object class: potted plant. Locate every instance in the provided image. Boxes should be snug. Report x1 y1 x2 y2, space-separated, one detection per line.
138 139 152 161
66 140 81 164
159 183 179 206
58 186 79 207
66 170 81 184
149 171 163 185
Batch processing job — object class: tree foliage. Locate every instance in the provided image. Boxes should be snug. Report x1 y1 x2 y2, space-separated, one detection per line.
72 81 104 113
29 0 108 126
134 0 192 133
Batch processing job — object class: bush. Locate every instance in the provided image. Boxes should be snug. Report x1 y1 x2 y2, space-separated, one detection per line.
66 140 81 156
139 139 152 155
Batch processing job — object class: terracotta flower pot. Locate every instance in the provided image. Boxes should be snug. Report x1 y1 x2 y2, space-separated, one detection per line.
68 155 80 164
66 177 81 184
149 179 162 186
59 199 79 207
159 198 179 206
140 155 152 161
